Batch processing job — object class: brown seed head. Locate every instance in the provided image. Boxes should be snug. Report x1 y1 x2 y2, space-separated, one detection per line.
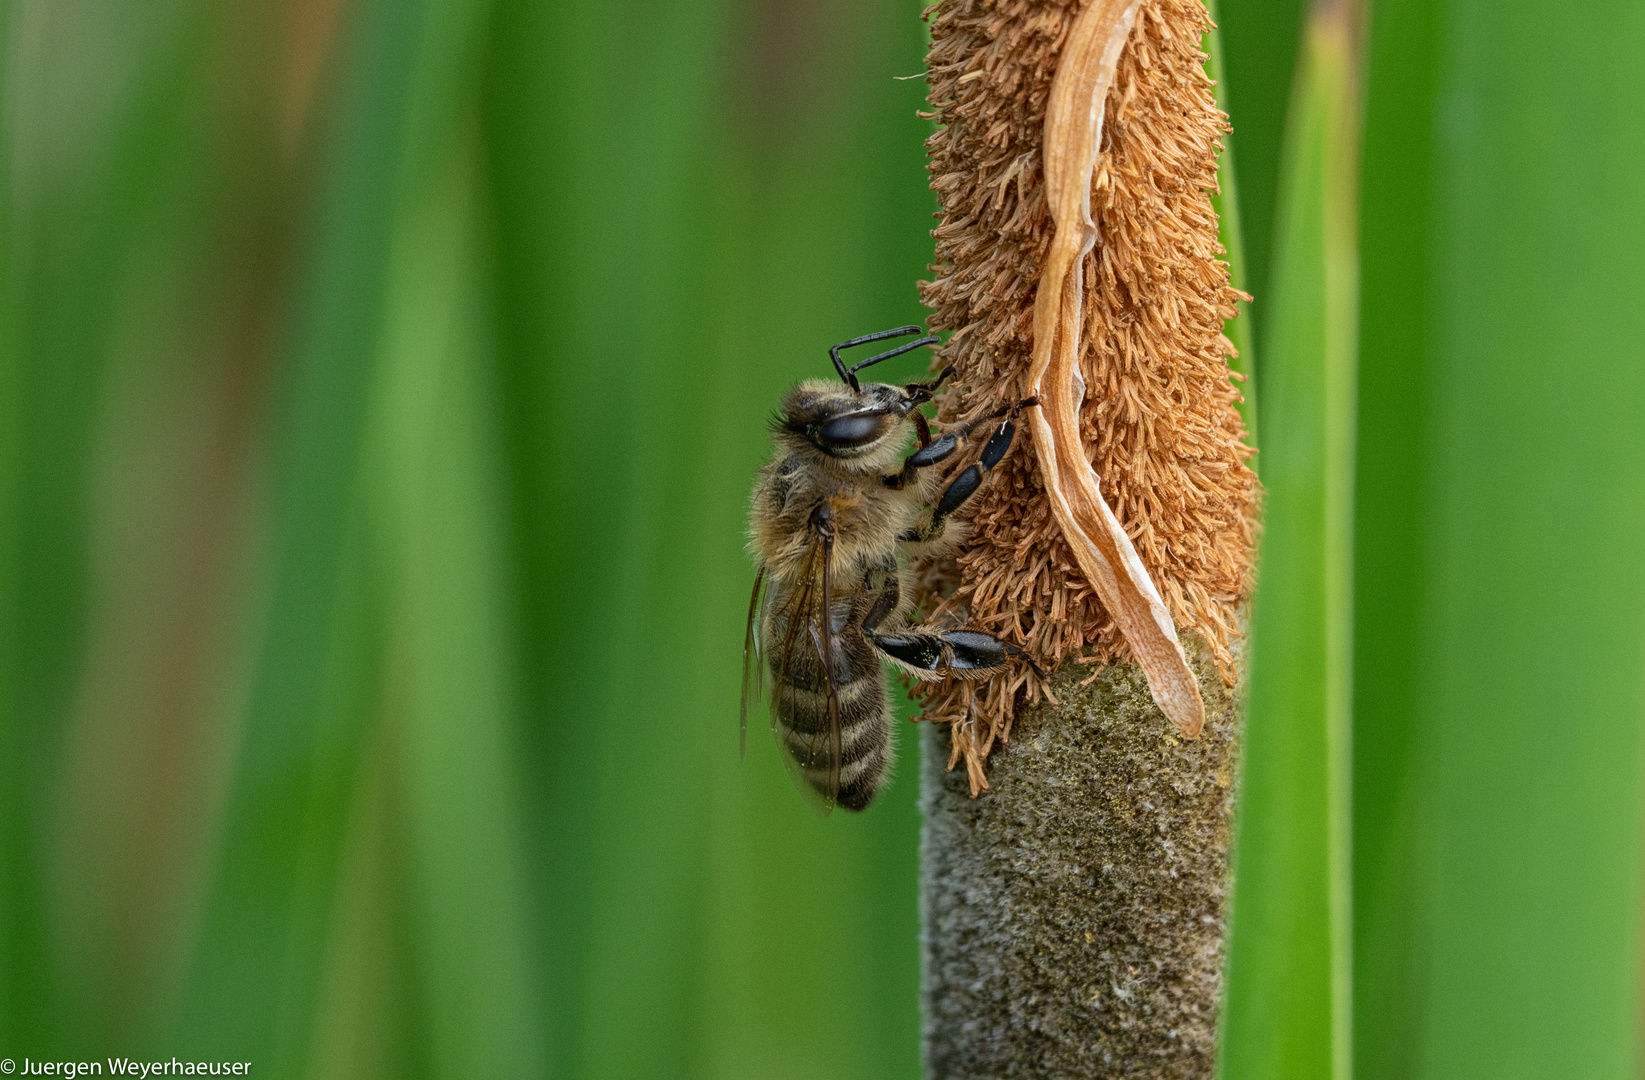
915 0 1257 790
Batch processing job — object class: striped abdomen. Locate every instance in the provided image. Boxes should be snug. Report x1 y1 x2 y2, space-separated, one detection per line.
766 593 893 812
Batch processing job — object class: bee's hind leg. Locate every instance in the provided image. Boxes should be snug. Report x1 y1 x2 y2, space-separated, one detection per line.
871 628 1027 681
860 566 1038 681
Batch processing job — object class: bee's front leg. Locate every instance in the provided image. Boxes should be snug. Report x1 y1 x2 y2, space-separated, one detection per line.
883 417 959 492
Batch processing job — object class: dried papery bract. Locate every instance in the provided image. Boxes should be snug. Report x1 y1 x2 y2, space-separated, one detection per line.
917 0 1256 788
1030 0 1204 738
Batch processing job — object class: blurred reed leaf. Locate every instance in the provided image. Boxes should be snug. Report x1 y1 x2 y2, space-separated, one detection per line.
0 0 302 1053
1350 0 1438 1071
1203 0 1257 444
1221 3 1357 1077
1226 0 1645 1075
174 0 502 1070
1214 0 1305 359
361 127 540 1080
1354 0 1645 1076
481 0 932 1076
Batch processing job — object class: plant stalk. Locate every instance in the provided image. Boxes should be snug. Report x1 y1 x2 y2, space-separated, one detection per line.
921 638 1240 1078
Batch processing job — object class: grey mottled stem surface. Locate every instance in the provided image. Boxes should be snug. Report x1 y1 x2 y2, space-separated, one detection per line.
920 638 1240 1078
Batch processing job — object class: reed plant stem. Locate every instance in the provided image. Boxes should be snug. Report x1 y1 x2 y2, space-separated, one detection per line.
921 641 1239 1078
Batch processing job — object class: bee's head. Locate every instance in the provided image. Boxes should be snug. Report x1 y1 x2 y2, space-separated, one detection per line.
774 370 951 471
770 326 950 470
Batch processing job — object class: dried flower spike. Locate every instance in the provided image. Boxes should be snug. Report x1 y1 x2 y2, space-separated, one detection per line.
918 0 1257 786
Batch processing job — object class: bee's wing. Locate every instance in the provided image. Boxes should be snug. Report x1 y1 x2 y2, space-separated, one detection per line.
814 530 843 808
769 534 842 816
740 566 767 759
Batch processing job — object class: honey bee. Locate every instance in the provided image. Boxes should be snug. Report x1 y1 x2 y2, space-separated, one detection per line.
742 326 1038 813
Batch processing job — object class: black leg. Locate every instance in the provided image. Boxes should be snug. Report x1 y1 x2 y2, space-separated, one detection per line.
881 386 1028 491
901 366 955 403
871 628 1015 677
909 432 959 468
882 430 959 491
912 411 933 449
859 560 1038 680
901 397 1036 542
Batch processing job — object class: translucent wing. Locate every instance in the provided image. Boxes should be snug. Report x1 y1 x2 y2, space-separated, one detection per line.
740 566 767 758
766 532 843 816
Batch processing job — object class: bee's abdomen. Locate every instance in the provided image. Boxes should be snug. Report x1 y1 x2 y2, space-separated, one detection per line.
770 628 893 812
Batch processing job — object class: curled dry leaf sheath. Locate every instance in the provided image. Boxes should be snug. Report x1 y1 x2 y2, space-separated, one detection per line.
916 0 1256 790
1033 0 1204 738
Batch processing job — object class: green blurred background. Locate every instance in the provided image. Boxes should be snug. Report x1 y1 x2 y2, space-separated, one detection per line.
0 0 1641 1077
0 0 937 1074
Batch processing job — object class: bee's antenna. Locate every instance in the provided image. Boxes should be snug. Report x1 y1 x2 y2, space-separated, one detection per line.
829 327 940 392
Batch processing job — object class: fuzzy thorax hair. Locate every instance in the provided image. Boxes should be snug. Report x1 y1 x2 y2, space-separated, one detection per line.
915 0 1257 792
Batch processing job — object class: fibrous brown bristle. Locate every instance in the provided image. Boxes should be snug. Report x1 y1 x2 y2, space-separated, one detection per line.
915 0 1256 792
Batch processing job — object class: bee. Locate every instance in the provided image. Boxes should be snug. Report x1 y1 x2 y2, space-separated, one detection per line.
742 326 1038 813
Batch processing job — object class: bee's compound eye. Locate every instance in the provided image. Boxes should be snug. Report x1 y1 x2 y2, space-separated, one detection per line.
816 412 885 450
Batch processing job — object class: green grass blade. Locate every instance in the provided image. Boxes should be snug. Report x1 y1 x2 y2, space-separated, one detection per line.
1221 5 1358 1078
1215 0 1308 353
1350 0 1438 1073
1204 0 1258 445
1356 1 1645 1075
0 0 52 1051
481 7 737 1073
